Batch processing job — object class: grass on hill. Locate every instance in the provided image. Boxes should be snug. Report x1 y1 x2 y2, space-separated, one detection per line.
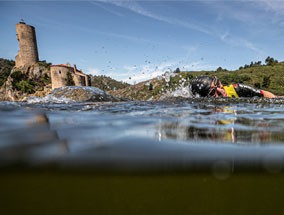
110 60 284 101
1 57 284 100
90 75 130 91
212 62 284 95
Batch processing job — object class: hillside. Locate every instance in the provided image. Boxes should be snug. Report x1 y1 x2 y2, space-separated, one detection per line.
0 59 130 101
1 57 284 101
109 58 284 101
0 58 15 86
215 63 284 95
90 75 130 91
0 61 52 101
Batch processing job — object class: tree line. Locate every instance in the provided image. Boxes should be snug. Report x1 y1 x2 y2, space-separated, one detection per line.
239 56 279 70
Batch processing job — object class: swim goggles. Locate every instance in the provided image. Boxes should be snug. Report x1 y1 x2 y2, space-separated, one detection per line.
207 76 222 97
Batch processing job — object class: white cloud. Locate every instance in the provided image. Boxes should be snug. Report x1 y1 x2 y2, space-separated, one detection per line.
89 1 124 17
182 61 215 71
87 68 102 76
255 0 284 26
181 45 198 56
205 0 284 26
218 31 265 56
257 0 284 13
201 1 265 26
108 1 212 35
108 58 215 84
92 1 267 56
111 0 268 56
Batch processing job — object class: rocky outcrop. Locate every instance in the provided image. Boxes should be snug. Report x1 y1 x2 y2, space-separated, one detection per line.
27 86 123 103
0 62 124 103
0 63 52 101
51 86 122 102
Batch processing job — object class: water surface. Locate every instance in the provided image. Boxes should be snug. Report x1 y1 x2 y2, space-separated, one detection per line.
3 99 284 215
1 98 284 171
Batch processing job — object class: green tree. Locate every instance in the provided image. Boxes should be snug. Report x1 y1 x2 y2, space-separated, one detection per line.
66 71 75 86
148 83 153 91
265 56 278 66
216 67 223 72
256 61 262 66
262 75 271 88
0 58 15 86
174 67 181 73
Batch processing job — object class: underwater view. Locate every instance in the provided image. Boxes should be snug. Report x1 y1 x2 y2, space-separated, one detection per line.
2 97 284 214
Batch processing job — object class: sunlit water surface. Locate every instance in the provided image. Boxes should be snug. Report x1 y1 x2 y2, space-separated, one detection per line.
2 98 284 170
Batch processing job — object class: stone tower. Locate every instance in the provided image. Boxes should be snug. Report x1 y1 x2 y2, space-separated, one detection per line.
15 20 39 67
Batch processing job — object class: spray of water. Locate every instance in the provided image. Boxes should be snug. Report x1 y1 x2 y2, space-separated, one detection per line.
158 71 194 99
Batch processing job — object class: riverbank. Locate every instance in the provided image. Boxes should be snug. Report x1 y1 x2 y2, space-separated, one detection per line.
1 58 284 101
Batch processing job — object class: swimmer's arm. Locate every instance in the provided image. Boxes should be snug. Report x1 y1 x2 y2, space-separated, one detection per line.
260 90 278 98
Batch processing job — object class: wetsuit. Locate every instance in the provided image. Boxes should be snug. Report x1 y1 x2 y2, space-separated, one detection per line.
189 76 265 98
224 84 263 98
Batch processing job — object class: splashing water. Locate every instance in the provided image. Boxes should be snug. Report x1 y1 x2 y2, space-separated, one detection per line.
158 71 194 99
160 85 193 99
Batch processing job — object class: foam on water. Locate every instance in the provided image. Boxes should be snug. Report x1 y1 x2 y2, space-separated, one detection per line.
2 99 284 172
27 95 74 104
27 86 111 104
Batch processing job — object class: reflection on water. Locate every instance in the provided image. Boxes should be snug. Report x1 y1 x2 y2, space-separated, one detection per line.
1 99 284 168
0 105 68 166
156 105 284 144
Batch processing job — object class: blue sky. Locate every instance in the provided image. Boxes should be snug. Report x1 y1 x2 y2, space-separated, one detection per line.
1 0 284 84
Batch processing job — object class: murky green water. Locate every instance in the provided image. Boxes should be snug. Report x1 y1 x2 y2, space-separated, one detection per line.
2 99 284 214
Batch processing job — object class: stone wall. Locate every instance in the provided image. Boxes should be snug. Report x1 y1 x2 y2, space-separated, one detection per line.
14 21 91 90
50 64 90 89
15 22 39 67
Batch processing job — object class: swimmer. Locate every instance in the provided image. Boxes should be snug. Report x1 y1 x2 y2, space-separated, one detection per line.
190 75 279 98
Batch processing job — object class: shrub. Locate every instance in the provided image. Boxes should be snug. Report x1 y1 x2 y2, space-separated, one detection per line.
0 58 15 86
174 67 181 73
262 76 271 88
11 70 36 94
254 83 261 89
10 70 25 82
40 73 51 85
220 73 251 85
15 80 35 94
265 56 278 66
66 71 75 86
37 60 52 69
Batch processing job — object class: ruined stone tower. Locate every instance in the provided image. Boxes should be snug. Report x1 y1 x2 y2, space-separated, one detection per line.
15 20 39 67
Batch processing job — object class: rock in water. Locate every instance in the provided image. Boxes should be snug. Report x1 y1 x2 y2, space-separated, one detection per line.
50 86 121 102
